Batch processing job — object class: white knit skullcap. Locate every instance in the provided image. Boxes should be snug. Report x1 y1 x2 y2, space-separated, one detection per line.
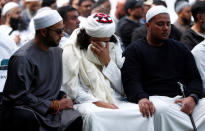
2 2 19 16
175 1 190 13
80 13 115 38
33 9 62 30
146 5 169 22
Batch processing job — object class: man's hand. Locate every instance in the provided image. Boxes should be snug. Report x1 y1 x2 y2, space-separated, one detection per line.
138 98 155 118
175 96 196 114
91 41 111 66
13 35 20 45
93 101 118 109
58 98 74 110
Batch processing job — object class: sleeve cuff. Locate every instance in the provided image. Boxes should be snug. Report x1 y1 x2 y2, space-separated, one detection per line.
189 93 199 104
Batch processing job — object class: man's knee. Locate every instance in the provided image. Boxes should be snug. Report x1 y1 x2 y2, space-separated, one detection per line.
154 103 170 116
2 108 39 131
65 116 83 131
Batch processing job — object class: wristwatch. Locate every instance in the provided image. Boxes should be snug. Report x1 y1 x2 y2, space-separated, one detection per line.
189 93 199 104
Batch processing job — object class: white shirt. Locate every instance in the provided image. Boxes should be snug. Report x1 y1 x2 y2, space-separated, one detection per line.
0 31 18 92
192 40 205 89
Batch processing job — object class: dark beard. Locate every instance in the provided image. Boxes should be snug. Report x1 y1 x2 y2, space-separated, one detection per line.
182 17 191 26
42 31 58 47
9 17 28 31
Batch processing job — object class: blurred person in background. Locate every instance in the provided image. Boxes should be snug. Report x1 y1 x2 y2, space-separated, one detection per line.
77 0 94 23
116 0 144 47
58 5 80 47
111 0 126 25
91 0 111 15
174 0 192 34
22 0 42 25
69 0 79 9
181 0 205 50
142 0 153 23
0 2 30 47
42 0 57 9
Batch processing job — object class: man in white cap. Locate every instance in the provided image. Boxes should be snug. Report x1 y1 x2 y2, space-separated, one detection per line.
2 9 82 131
174 0 192 34
0 2 33 47
122 5 205 131
62 13 154 131
0 2 22 45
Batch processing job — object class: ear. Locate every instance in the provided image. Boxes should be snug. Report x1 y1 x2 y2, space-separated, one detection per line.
197 14 203 23
145 22 150 30
128 8 132 15
40 28 48 37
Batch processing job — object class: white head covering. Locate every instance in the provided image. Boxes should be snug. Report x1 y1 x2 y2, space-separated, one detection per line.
146 5 169 22
80 13 115 38
33 9 62 30
175 1 190 13
144 0 153 6
2 2 19 16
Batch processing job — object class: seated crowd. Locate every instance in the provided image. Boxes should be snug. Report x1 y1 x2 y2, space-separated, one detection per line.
1 0 205 131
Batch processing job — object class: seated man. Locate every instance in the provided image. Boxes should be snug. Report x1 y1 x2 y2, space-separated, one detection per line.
62 13 154 131
122 6 205 131
2 9 82 131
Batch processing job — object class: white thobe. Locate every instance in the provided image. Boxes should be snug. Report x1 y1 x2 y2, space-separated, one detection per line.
0 25 33 48
192 40 205 89
150 96 205 131
0 31 17 92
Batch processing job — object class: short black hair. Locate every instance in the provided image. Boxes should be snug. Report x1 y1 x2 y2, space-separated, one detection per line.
42 0 56 7
191 1 205 22
124 0 143 16
57 5 77 20
92 0 108 9
153 0 167 8
69 0 75 5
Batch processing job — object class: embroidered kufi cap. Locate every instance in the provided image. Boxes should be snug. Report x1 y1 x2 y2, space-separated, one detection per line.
80 13 115 38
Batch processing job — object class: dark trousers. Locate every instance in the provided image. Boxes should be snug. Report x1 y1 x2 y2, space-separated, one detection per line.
2 107 83 131
2 108 39 131
65 117 83 131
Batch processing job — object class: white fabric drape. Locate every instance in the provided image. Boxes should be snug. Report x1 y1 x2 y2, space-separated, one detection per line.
150 96 205 131
62 28 124 104
192 40 205 89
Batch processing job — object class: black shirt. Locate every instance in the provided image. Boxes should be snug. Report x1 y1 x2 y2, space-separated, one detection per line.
181 28 204 50
122 38 203 103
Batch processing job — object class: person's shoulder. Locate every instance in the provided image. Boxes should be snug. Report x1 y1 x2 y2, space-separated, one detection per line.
125 38 146 52
192 40 205 54
51 46 63 53
168 39 188 49
181 28 195 37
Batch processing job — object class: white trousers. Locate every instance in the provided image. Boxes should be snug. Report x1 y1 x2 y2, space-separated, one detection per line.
74 101 154 131
150 96 205 131
74 96 205 131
